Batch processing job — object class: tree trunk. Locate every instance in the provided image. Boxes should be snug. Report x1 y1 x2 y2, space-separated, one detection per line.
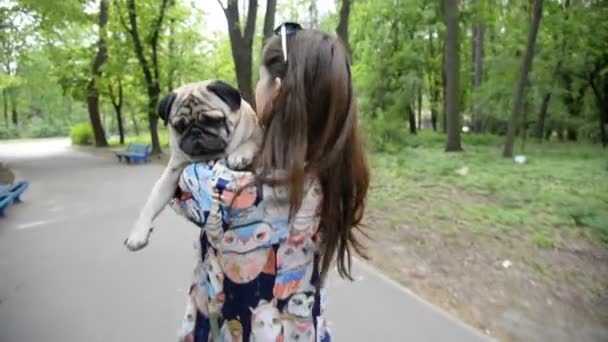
2 88 8 129
131 111 140 136
427 29 439 132
65 96 73 126
417 87 422 130
221 0 258 105
471 22 484 132
407 104 417 134
308 0 319 29
120 0 169 154
108 80 125 145
441 41 447 134
503 0 543 158
87 0 109 147
589 77 608 147
9 88 18 127
167 0 176 91
566 128 577 141
336 0 351 55
430 86 438 131
444 0 462 152
535 91 551 139
262 0 277 41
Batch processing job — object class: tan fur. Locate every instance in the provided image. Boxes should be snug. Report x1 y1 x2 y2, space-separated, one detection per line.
125 80 261 251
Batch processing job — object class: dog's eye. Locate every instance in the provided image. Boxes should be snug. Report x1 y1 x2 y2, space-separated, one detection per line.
204 116 224 126
173 120 187 132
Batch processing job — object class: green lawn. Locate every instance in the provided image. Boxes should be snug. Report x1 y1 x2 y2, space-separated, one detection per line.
370 132 608 246
108 130 170 148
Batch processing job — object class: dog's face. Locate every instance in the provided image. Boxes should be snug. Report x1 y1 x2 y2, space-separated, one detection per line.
157 80 251 158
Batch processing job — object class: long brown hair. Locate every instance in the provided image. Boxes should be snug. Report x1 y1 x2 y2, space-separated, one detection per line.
257 30 370 280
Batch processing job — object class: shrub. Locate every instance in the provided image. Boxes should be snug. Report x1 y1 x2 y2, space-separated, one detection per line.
0 126 19 139
463 133 502 146
70 123 94 145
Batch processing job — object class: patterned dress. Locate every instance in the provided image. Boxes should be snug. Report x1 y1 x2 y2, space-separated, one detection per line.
170 160 330 342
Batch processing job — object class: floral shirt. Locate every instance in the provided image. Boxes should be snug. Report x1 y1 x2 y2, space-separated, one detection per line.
170 160 330 342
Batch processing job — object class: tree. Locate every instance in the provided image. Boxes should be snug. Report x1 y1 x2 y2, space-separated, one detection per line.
218 0 258 105
87 0 109 147
0 5 32 129
503 0 543 158
117 0 170 154
263 0 277 41
108 78 124 144
427 25 440 132
471 0 485 132
444 0 462 152
336 0 352 54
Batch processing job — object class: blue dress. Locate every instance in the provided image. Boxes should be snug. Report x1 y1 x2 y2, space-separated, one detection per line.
170 160 330 342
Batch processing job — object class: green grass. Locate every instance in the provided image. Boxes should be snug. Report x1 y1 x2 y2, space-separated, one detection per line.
108 130 170 148
370 132 608 245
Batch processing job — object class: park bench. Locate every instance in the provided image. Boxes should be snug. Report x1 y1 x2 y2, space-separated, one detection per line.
0 181 29 217
115 143 151 163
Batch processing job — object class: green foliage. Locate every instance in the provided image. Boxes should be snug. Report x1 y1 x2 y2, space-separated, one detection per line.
22 117 68 138
108 129 169 148
0 126 20 139
70 123 93 145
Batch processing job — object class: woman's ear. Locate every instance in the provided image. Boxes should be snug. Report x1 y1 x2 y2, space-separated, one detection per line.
273 77 282 100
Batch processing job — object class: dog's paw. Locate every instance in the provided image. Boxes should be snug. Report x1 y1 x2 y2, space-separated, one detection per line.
124 226 153 252
226 152 253 170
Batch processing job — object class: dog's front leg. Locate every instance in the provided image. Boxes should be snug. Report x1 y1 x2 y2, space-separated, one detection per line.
226 139 259 170
125 156 184 251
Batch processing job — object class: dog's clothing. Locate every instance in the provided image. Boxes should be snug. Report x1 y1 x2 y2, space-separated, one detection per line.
172 160 331 342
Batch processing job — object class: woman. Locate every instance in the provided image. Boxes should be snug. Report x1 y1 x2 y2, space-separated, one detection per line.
174 23 370 342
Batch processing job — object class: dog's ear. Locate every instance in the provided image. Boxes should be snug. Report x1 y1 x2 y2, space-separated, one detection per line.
157 92 177 126
207 80 241 111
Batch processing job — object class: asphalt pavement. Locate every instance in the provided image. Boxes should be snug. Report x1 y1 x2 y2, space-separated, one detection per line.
0 139 491 341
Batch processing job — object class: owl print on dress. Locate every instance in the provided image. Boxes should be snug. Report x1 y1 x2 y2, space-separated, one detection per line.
286 292 315 318
177 293 197 342
201 249 224 308
189 264 210 317
250 300 282 342
220 319 244 342
219 222 276 283
274 237 316 299
282 316 315 342
182 162 215 210
175 163 216 226
220 173 258 209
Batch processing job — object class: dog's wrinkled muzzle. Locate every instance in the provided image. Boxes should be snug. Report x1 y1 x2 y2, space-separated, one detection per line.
179 126 227 157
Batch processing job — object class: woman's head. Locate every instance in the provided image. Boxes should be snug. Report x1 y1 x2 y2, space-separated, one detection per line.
255 27 370 280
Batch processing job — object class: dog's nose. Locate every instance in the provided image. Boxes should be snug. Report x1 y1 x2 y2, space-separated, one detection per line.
189 127 203 135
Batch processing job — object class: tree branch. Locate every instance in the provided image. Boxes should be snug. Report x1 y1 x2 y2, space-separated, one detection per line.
107 83 118 108
244 0 258 45
113 0 133 36
150 0 170 84
125 0 153 88
262 0 276 40
216 0 227 13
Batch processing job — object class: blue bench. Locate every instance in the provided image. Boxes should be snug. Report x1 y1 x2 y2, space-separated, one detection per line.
115 143 151 163
0 181 29 217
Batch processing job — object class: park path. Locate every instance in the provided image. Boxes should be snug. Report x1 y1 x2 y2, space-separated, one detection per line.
0 138 491 342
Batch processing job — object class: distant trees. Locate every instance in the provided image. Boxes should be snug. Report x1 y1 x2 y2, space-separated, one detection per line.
3 0 606 153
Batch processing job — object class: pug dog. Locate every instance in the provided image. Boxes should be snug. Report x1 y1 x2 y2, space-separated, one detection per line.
124 80 262 251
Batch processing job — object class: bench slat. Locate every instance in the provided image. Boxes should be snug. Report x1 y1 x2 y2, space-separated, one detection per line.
116 143 151 163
